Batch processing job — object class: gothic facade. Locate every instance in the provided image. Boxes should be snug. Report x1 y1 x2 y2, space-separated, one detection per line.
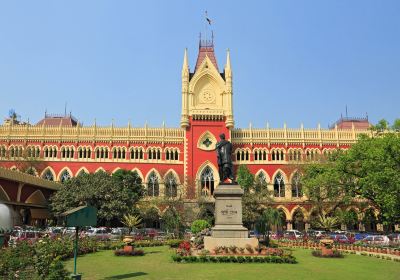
1 38 382 231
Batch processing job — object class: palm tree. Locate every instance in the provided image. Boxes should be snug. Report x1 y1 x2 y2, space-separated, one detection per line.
255 207 283 247
315 214 339 232
121 214 142 235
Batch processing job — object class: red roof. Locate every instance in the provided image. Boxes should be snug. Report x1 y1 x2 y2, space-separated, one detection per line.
36 113 78 127
330 117 371 130
194 41 219 72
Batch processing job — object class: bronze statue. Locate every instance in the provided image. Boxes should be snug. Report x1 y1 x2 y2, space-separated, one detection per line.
215 133 234 183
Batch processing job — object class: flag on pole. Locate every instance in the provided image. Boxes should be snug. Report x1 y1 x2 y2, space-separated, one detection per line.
205 11 212 25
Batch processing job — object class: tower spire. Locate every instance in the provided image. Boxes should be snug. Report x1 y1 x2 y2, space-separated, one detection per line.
225 49 231 71
182 48 189 72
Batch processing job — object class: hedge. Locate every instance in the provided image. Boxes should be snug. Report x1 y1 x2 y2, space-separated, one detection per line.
171 255 297 264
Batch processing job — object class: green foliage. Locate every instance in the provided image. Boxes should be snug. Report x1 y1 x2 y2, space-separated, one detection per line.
256 207 283 246
161 201 185 238
0 241 36 279
50 170 145 222
121 214 142 233
302 133 400 225
372 119 389 131
46 257 69 280
236 165 272 227
171 254 297 264
190 219 210 234
392 119 400 131
236 165 254 192
0 237 100 279
314 215 339 231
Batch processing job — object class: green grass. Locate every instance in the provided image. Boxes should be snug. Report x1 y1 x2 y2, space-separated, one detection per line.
64 246 400 280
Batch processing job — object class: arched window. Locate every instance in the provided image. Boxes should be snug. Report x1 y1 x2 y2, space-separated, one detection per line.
291 172 302 198
274 172 285 197
165 173 178 198
255 171 267 192
0 146 6 157
60 170 71 183
201 166 214 196
147 172 159 197
42 169 54 181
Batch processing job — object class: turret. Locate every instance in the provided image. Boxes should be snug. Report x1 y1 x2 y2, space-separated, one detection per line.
180 48 190 128
224 49 234 128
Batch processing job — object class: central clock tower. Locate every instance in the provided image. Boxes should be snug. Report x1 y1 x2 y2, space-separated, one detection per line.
180 39 234 129
181 37 235 198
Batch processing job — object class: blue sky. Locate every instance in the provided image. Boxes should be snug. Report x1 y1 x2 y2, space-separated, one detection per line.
0 1 399 129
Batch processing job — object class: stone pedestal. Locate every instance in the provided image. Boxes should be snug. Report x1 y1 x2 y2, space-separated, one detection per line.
204 184 258 251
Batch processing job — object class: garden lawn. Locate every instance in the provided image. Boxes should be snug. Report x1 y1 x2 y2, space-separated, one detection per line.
64 246 400 280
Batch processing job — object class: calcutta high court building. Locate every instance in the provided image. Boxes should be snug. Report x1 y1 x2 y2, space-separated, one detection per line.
1 35 381 232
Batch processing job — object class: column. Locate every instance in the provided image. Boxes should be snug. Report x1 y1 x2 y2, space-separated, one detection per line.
286 220 293 230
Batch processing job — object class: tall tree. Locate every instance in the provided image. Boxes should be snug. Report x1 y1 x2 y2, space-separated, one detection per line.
302 133 400 227
50 170 145 223
256 207 283 246
336 133 400 226
236 164 272 228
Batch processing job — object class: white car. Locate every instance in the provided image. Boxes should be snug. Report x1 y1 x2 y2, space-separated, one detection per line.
361 235 390 246
85 228 111 240
284 230 303 239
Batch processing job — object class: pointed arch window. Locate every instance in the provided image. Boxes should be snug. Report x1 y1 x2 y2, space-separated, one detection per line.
255 171 268 192
165 173 178 198
42 169 54 181
291 172 303 198
201 166 214 196
274 172 285 197
0 146 6 158
147 172 159 197
60 170 71 183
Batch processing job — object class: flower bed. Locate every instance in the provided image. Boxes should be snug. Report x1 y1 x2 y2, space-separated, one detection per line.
0 237 98 279
114 248 145 256
278 240 400 256
312 250 344 258
171 254 297 264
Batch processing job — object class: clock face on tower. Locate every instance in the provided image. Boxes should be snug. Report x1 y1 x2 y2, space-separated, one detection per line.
200 89 216 104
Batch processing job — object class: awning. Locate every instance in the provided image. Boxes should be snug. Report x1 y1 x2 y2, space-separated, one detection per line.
30 208 51 219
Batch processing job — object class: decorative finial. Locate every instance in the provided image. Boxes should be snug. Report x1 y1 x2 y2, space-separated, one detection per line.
225 49 231 70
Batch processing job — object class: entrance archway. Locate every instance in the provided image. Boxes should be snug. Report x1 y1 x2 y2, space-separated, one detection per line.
292 209 305 231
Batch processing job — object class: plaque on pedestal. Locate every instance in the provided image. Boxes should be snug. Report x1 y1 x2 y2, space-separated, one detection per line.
204 183 258 251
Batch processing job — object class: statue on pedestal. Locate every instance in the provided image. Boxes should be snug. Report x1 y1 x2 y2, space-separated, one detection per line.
215 133 234 183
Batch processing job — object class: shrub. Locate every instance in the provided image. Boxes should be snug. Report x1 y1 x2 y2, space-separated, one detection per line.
176 241 191 256
312 250 344 258
166 239 183 248
190 220 210 234
171 255 297 264
114 249 145 256
46 257 69 280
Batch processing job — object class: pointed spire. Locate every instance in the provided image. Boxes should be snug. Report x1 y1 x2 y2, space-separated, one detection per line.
225 49 231 70
182 48 189 71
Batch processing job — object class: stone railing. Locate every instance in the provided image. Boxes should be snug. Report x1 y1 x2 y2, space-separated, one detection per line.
232 125 372 146
0 125 185 144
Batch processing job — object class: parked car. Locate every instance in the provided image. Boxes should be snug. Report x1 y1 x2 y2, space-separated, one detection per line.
361 235 390 246
283 230 303 239
387 233 400 244
330 234 354 244
306 229 326 239
110 227 130 239
85 227 112 240
8 230 41 246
